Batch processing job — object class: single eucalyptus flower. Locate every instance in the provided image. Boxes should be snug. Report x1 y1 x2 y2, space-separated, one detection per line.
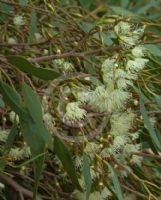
9 111 19 123
7 37 17 44
13 15 25 26
114 21 145 47
64 102 86 122
132 45 145 58
0 129 10 142
126 58 149 73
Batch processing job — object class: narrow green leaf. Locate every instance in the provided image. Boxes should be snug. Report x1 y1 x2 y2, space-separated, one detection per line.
103 33 113 46
28 12 37 43
10 152 47 168
84 62 95 74
20 118 45 155
78 0 92 9
140 98 161 150
83 154 92 200
54 136 82 191
108 164 124 200
144 44 161 57
0 81 49 199
0 160 6 171
155 95 161 109
0 97 5 108
0 81 27 118
33 153 45 200
0 122 17 170
19 0 28 5
0 2 11 22
20 118 46 200
0 81 20 104
22 83 43 123
121 0 129 8
136 4 151 14
4 121 17 153
21 84 52 198
7 56 60 80
110 6 135 16
22 83 53 147
80 22 96 33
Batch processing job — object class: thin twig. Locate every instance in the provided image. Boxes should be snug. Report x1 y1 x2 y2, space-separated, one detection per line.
28 46 121 63
0 174 42 200
147 111 161 115
145 39 161 44
0 39 50 47
132 152 161 160
0 0 51 14
121 184 148 200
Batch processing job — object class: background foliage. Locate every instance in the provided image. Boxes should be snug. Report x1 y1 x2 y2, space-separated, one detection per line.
0 0 161 200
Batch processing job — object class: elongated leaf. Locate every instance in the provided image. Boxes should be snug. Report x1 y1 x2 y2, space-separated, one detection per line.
20 118 46 199
140 98 161 150
80 22 96 33
7 56 60 80
78 0 92 9
121 0 129 8
0 97 5 108
19 0 28 5
11 84 50 198
0 81 27 119
144 44 161 57
4 121 17 153
54 136 82 191
110 6 135 16
28 12 37 43
10 152 47 168
136 3 151 14
83 154 92 200
33 153 45 199
22 83 43 123
0 122 17 170
0 81 20 105
0 81 49 199
0 2 11 21
155 95 161 109
22 83 52 147
108 164 124 200
20 117 45 155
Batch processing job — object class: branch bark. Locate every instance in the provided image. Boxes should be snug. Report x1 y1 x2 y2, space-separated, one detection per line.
121 184 148 199
0 174 42 200
28 46 121 63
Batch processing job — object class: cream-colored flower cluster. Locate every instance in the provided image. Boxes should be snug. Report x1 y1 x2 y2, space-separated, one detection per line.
9 145 31 161
0 128 31 161
64 102 87 122
52 58 74 73
74 186 112 200
13 15 25 26
114 21 145 47
72 21 149 198
42 96 55 133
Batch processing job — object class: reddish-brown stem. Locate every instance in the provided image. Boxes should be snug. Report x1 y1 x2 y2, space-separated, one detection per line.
121 184 148 199
28 46 121 63
0 174 42 200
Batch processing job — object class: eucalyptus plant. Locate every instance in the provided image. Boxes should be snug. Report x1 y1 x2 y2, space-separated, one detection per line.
0 1 161 200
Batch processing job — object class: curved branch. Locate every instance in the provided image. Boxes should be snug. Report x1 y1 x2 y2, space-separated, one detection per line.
28 46 121 63
0 174 42 200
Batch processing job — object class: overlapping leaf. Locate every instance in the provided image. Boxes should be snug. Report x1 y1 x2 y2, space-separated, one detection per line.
0 81 52 199
54 136 82 191
83 154 92 200
7 56 60 80
108 164 124 200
